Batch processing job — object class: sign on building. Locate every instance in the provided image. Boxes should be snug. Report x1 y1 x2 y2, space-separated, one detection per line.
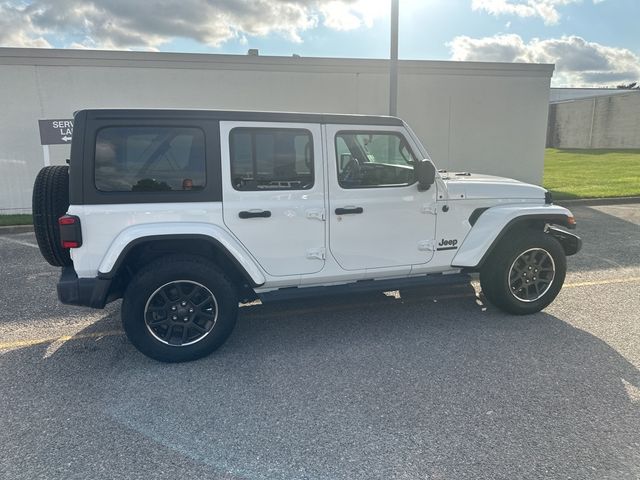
38 119 74 145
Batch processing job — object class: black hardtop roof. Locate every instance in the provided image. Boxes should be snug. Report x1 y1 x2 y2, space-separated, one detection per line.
79 109 404 126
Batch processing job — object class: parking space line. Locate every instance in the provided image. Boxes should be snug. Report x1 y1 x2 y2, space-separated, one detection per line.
0 236 39 249
0 330 123 350
1 276 639 352
564 277 640 288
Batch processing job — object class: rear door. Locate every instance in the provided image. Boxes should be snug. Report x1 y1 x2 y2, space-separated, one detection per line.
220 121 325 277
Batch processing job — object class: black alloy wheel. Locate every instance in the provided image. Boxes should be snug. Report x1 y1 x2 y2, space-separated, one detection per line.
144 280 218 346
508 248 556 302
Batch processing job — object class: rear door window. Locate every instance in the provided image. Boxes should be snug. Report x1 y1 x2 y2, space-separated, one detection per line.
229 128 313 191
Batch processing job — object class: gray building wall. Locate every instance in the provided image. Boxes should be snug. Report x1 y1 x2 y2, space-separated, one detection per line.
547 92 640 149
0 48 554 213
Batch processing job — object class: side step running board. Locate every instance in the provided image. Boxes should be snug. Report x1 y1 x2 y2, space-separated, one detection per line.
257 273 471 303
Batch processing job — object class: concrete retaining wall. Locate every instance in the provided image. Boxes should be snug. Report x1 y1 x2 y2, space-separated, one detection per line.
547 92 640 149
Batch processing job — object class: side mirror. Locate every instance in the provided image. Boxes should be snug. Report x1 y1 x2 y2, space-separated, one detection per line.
415 159 436 191
340 153 353 171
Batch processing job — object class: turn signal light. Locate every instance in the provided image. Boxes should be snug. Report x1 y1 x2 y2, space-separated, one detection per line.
58 216 77 226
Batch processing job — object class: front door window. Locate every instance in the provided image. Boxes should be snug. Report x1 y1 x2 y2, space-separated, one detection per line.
336 132 417 188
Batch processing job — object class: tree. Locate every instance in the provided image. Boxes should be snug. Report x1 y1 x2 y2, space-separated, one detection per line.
616 82 639 89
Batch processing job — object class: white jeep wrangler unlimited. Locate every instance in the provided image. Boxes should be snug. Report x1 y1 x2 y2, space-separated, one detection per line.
32 109 581 362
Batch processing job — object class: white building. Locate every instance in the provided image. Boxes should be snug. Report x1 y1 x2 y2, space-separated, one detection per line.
0 48 554 213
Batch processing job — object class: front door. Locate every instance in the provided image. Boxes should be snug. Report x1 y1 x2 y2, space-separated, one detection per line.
326 125 437 271
220 121 325 277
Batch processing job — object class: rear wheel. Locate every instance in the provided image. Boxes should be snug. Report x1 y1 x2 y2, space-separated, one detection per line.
122 255 238 362
480 230 566 315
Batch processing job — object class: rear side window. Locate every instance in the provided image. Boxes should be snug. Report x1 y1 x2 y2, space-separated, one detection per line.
229 128 313 191
95 127 206 192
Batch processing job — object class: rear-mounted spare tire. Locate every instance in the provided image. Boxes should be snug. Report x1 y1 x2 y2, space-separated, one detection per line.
32 165 72 267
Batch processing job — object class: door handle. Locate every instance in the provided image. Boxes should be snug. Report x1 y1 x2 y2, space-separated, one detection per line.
239 210 272 219
335 207 363 215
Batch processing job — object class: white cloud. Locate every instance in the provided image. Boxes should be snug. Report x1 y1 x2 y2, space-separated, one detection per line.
472 0 580 25
0 2 51 48
0 0 387 50
449 33 640 86
319 0 387 31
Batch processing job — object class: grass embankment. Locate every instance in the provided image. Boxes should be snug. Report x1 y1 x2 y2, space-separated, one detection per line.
544 149 640 200
0 214 33 226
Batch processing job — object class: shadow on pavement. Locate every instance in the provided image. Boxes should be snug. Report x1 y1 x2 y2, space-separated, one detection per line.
566 204 640 273
1 285 639 480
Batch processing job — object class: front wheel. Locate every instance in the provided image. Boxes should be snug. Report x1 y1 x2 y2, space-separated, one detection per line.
122 255 238 362
480 230 567 315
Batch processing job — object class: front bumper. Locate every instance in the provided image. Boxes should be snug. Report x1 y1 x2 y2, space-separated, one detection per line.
57 266 112 309
548 226 582 256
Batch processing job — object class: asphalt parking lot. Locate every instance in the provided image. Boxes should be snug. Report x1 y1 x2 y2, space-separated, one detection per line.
1 203 639 480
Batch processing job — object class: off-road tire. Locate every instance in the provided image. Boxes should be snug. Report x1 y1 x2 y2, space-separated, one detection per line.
32 165 72 267
121 254 239 362
480 230 566 315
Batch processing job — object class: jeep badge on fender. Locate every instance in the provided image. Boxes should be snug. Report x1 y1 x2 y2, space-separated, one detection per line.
437 238 458 250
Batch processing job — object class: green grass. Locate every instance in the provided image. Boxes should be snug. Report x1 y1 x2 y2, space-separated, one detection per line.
0 214 33 226
544 148 640 200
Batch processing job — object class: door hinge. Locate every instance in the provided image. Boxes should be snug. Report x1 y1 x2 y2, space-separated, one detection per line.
421 205 438 215
306 247 326 260
418 240 436 252
306 209 326 221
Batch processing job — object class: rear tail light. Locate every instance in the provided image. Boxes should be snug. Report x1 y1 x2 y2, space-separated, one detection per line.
58 215 83 248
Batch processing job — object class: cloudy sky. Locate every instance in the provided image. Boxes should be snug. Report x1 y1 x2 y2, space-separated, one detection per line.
1 0 638 87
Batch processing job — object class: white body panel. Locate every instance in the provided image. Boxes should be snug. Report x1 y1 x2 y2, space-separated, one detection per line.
98 222 267 286
219 121 325 277
443 173 547 201
325 124 437 271
451 204 573 267
67 203 265 285
67 121 575 295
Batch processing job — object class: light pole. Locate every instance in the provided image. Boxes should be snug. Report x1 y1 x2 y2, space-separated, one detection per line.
389 0 399 117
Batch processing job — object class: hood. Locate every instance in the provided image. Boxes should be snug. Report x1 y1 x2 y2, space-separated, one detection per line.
441 171 546 201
